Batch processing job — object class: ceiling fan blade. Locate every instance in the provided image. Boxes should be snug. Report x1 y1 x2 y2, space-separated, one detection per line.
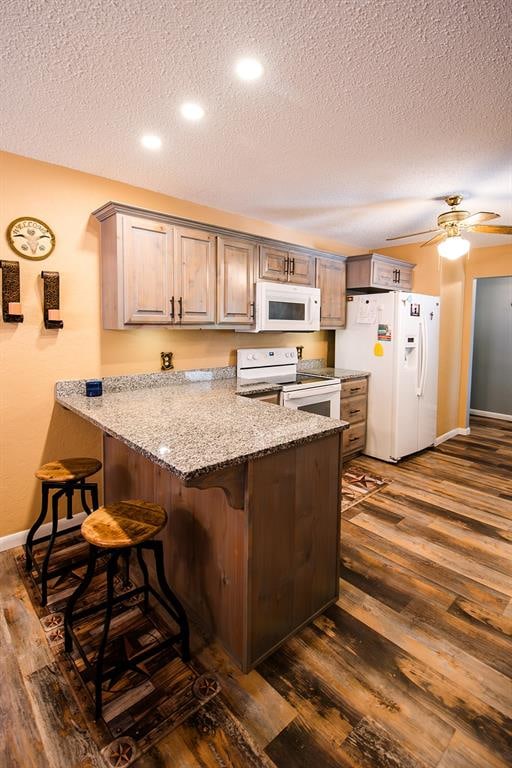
460 211 500 227
421 232 446 248
386 228 440 241
467 224 512 234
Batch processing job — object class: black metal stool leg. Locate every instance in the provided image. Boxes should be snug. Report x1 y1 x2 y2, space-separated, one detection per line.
40 487 66 606
25 482 50 571
136 546 150 613
91 483 99 513
95 550 118 720
150 539 190 662
66 486 73 520
79 480 91 516
64 545 98 652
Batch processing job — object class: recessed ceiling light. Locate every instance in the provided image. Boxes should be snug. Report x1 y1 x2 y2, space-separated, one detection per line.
180 102 205 121
235 57 263 81
140 134 162 150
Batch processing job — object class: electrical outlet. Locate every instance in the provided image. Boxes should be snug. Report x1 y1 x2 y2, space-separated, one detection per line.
161 351 174 371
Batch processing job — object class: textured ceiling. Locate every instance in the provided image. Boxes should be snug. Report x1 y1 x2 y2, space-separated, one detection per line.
1 0 511 250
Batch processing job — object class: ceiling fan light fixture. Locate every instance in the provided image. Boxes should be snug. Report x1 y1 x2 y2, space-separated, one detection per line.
437 234 470 260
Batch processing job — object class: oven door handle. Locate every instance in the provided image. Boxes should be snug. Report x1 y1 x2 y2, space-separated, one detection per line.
283 384 341 400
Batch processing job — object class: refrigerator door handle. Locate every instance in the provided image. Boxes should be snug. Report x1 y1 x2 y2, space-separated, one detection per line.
418 318 428 397
420 315 428 397
416 320 423 396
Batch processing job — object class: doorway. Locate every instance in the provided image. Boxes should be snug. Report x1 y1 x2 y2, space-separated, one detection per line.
469 276 512 421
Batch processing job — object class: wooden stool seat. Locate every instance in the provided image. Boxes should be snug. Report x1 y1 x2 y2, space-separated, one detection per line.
81 500 167 548
35 457 102 482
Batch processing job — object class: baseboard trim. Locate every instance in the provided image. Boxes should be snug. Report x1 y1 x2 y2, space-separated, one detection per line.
0 512 88 553
434 427 470 446
470 409 512 422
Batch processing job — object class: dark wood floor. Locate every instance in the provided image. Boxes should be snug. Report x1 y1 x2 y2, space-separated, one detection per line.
1 416 511 767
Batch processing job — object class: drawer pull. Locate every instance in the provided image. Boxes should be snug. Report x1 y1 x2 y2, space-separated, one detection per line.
349 436 359 442
350 387 361 392
349 409 361 415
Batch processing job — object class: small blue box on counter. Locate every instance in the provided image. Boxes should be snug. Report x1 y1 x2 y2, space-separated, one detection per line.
85 379 103 397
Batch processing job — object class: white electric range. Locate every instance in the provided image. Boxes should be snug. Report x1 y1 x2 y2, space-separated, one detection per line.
237 347 341 418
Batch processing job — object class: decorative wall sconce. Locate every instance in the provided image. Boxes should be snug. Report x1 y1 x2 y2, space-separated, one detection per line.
40 270 63 329
161 351 174 371
0 260 24 323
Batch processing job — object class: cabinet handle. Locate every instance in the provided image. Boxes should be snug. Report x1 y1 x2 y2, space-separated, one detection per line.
178 296 183 320
392 269 397 283
250 302 255 319
290 257 295 275
397 268 401 283
284 255 290 275
349 409 361 415
170 296 175 320
350 387 361 392
349 436 359 442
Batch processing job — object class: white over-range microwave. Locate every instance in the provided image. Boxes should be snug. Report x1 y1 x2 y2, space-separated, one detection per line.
241 281 321 333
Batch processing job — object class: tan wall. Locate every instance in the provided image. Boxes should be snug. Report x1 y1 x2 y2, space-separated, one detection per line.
0 151 356 539
457 244 512 425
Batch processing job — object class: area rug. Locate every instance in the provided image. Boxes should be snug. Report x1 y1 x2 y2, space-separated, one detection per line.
16 534 220 767
341 465 389 512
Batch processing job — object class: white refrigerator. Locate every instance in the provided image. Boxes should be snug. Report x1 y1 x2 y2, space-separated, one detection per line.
335 292 440 462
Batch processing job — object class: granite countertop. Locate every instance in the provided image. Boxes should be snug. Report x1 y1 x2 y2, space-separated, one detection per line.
56 374 348 482
307 367 370 380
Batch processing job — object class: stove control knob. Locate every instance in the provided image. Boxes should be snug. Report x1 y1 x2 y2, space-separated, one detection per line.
253 353 259 360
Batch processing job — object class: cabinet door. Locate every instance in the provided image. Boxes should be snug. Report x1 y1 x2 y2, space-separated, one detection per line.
259 246 288 282
217 237 256 325
174 227 216 324
371 260 396 289
315 257 346 328
397 266 413 290
123 216 173 324
288 251 314 285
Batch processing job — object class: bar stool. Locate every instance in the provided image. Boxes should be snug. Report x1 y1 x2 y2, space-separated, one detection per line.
63 499 190 720
25 457 101 606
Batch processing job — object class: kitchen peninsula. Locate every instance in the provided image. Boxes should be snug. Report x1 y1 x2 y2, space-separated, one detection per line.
56 369 348 671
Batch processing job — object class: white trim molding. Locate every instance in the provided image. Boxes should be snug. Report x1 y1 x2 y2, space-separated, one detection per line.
470 408 512 422
434 427 471 446
0 512 88 553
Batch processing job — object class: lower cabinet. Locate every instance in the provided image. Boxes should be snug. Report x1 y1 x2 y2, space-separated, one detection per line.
315 257 346 328
340 377 368 458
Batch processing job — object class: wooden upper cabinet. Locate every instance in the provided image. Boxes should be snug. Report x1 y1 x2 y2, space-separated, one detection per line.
315 257 346 328
174 227 216 325
94 202 347 330
259 245 289 282
122 216 174 324
347 253 415 292
288 251 314 285
259 245 314 286
217 237 256 325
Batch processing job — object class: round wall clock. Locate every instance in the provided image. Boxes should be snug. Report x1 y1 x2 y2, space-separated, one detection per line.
6 217 56 260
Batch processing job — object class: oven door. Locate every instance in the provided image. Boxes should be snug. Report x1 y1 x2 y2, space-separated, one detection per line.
256 282 320 332
281 384 341 418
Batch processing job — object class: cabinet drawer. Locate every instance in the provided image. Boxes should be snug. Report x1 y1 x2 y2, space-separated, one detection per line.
341 378 368 398
343 422 366 453
341 394 367 424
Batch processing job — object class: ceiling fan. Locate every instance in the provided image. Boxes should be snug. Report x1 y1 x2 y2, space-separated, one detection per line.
386 195 512 260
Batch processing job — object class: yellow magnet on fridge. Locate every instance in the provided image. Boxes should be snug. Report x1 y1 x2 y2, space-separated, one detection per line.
374 342 384 357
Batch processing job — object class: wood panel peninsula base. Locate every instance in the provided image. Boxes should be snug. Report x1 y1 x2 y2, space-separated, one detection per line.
104 431 342 672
